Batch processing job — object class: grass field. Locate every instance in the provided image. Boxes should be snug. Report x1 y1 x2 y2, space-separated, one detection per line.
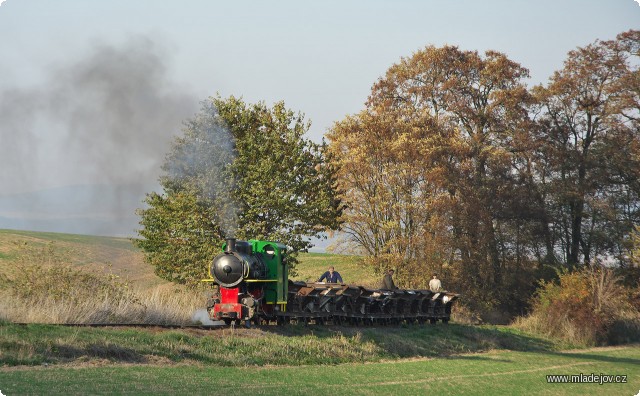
1 321 639 395
293 252 374 285
0 322 566 367
0 229 380 326
1 344 638 395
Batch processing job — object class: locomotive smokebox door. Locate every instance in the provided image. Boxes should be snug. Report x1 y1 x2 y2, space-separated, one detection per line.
211 253 245 287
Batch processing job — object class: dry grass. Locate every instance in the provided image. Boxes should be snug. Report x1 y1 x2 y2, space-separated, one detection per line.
0 238 203 325
0 285 202 325
512 314 595 347
450 303 482 325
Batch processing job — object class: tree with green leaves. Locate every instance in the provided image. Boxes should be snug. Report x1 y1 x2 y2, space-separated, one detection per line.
135 96 341 286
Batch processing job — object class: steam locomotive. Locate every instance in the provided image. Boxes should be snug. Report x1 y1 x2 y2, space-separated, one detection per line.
204 238 458 327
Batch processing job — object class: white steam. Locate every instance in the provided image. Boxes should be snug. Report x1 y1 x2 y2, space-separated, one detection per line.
191 308 222 326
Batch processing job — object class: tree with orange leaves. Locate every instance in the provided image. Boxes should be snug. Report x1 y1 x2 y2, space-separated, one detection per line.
532 30 640 268
329 45 537 305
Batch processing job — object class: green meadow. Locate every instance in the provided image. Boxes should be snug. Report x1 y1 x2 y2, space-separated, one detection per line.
1 343 638 395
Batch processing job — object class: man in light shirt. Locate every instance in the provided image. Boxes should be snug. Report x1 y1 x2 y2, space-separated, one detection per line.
429 273 442 293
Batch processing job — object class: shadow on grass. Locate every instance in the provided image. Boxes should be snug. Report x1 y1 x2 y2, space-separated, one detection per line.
443 355 514 363
56 343 147 362
8 322 633 368
549 350 640 366
261 322 557 357
0 340 147 366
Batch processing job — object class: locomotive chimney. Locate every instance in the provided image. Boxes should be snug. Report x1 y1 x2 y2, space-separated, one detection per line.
225 238 237 253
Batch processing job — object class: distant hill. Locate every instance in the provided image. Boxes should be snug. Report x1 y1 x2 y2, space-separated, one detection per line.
0 184 155 237
0 229 373 288
0 228 161 288
0 185 338 251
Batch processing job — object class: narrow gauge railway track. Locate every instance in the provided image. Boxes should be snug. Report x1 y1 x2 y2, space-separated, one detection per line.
11 315 453 330
12 323 223 330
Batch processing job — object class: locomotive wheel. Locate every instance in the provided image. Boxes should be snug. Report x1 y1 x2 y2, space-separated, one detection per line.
442 318 449 324
429 318 437 325
223 318 232 326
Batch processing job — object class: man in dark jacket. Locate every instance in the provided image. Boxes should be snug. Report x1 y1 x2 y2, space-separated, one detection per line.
318 266 343 283
381 269 397 289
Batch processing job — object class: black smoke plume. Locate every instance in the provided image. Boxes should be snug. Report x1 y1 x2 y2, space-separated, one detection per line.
0 35 198 235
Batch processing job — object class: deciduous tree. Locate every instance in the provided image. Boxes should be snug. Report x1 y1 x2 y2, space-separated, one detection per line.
329 46 538 308
135 96 341 285
533 30 640 268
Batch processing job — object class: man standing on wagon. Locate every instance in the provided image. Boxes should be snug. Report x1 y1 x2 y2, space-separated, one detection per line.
429 273 442 292
318 266 343 283
381 269 398 290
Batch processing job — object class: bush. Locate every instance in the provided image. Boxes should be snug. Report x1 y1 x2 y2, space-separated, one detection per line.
514 266 640 346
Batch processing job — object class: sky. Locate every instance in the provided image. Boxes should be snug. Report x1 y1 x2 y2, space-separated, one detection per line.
0 0 638 245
